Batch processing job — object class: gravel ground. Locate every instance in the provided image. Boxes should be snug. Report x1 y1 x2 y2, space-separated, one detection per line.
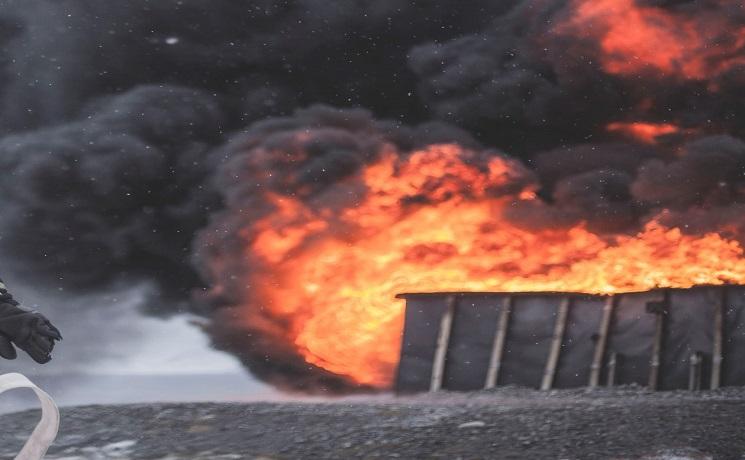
1 386 745 459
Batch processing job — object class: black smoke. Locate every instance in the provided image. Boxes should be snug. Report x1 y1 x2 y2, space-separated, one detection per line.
409 0 745 153
0 0 519 133
0 85 226 300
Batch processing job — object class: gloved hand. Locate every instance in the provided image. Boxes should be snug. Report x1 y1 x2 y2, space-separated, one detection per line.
0 305 62 364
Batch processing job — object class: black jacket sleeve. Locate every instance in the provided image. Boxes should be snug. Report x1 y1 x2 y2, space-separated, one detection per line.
0 278 62 363
0 279 19 307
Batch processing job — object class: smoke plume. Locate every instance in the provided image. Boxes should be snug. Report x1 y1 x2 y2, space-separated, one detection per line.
0 85 225 300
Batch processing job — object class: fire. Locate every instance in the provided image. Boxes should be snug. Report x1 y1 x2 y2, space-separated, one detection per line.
240 144 745 389
606 122 681 144
558 0 745 80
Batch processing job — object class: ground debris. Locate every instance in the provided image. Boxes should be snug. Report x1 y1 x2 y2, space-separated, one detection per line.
0 387 744 459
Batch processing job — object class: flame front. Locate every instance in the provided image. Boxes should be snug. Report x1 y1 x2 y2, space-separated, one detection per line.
242 144 745 388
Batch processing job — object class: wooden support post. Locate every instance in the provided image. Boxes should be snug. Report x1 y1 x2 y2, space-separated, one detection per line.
606 352 618 387
429 295 457 392
484 296 513 389
689 351 703 391
589 296 615 388
647 294 668 391
541 297 571 391
649 313 664 390
711 287 726 390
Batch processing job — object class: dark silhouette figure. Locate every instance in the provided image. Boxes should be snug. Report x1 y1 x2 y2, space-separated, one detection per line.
0 279 61 364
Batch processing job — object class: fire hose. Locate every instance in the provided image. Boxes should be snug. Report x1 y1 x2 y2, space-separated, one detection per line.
0 373 59 460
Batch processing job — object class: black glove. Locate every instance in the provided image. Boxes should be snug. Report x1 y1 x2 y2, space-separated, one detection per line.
0 304 62 364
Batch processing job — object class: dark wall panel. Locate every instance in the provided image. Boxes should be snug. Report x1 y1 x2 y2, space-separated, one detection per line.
723 287 745 387
499 296 559 388
659 287 718 390
442 295 504 391
395 297 447 393
605 290 662 386
554 296 605 388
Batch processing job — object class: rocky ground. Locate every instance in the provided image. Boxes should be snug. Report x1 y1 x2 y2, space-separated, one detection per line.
1 386 744 459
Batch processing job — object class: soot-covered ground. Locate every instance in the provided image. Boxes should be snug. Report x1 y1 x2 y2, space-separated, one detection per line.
1 386 744 459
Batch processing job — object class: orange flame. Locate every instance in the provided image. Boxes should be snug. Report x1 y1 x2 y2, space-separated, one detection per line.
558 0 745 80
242 144 745 388
606 122 681 143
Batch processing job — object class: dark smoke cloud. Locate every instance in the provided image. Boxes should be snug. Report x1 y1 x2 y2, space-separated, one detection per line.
632 136 745 240
408 0 745 153
503 143 653 232
0 0 518 133
408 0 623 153
632 136 745 209
506 168 641 233
0 9 22 99
506 135 745 238
532 143 656 193
0 85 225 302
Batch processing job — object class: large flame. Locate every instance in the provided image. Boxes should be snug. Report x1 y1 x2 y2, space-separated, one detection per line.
241 144 745 388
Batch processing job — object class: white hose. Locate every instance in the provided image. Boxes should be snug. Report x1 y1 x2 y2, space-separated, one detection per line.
0 373 59 460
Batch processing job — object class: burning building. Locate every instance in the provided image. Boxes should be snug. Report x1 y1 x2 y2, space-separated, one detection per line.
1 0 745 393
200 135 745 393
